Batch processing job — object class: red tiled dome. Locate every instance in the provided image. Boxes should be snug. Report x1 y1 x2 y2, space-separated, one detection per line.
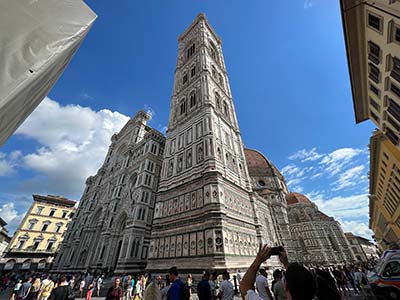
286 192 312 205
244 148 283 179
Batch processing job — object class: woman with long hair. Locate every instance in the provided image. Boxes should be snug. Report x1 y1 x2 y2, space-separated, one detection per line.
105 278 122 300
27 278 41 300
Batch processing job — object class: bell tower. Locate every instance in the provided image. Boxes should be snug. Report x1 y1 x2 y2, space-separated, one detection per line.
147 13 259 272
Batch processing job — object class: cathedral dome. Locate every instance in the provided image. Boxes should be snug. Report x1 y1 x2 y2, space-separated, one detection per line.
244 148 284 179
286 192 312 205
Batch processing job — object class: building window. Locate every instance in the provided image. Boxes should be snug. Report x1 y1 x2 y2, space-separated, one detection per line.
142 191 149 203
46 242 54 251
61 211 67 218
215 93 221 109
219 74 224 87
370 110 380 123
17 240 25 249
368 41 380 65
183 73 188 84
49 209 56 217
190 92 196 108
223 102 229 117
41 223 49 232
36 206 44 215
369 97 380 111
180 100 186 115
390 81 400 97
32 241 40 250
368 63 380 83
187 43 195 59
27 221 35 230
386 126 399 145
368 13 382 32
391 57 400 83
55 224 62 233
191 66 196 77
370 83 380 97
100 246 106 260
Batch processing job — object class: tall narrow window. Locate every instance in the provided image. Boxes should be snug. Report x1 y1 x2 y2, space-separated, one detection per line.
368 41 380 65
223 102 229 117
41 223 49 232
180 100 186 115
187 43 195 59
183 73 188 84
49 209 56 217
215 93 221 109
46 242 54 251
190 92 196 108
391 57 400 83
32 241 40 250
369 63 380 83
191 66 196 77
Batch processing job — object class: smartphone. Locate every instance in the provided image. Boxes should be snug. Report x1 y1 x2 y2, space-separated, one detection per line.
270 246 284 256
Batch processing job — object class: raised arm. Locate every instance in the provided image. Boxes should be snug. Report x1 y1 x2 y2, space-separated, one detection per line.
239 245 271 298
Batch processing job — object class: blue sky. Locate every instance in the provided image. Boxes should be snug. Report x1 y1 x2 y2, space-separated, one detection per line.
0 0 375 238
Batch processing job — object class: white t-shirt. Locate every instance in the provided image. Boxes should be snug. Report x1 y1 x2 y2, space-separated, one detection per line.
255 275 270 300
219 280 234 300
245 290 264 300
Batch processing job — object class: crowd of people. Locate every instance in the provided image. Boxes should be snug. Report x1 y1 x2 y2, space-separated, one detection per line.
0 246 380 300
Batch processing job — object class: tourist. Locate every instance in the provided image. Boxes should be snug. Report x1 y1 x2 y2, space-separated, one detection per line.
271 270 286 300
11 279 22 300
96 275 104 297
332 266 348 297
17 277 32 300
240 245 316 300
344 266 358 295
197 271 211 300
86 284 94 300
27 278 41 300
166 267 184 300
38 275 54 300
105 278 123 300
160 275 170 300
208 272 218 300
78 279 85 298
143 282 161 300
125 275 134 300
314 268 340 300
255 269 272 300
49 276 71 300
217 271 234 300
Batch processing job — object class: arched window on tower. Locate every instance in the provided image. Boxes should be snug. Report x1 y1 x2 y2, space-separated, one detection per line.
223 101 229 118
180 99 186 115
212 66 217 78
190 92 196 108
187 43 195 59
209 40 219 63
219 74 224 87
215 93 221 110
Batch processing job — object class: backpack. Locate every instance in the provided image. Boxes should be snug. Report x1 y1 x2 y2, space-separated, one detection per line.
179 282 190 300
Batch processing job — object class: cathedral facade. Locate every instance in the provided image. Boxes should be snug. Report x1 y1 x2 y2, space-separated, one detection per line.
54 14 354 274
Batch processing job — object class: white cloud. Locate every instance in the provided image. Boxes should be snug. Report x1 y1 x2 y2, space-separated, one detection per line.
314 193 369 219
288 148 323 162
333 165 366 191
319 148 364 176
340 220 373 240
287 178 303 187
282 164 300 176
0 151 22 176
15 97 130 197
0 202 26 234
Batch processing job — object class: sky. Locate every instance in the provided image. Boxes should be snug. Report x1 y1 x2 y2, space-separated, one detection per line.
0 0 376 239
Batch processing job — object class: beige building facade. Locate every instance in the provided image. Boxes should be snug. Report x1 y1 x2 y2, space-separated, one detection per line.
370 130 400 249
1 195 75 271
340 0 400 249
345 232 379 262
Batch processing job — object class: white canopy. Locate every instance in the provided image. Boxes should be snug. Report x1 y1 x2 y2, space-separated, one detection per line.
0 0 97 146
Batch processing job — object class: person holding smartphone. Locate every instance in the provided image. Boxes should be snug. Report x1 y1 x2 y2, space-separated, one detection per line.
239 245 316 300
